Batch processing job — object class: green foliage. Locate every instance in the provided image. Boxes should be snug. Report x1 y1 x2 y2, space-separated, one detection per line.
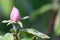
0 33 14 40
31 4 52 19
21 37 32 40
25 28 50 38
54 9 60 35
19 28 50 40
0 28 50 40
0 0 60 40
0 0 13 18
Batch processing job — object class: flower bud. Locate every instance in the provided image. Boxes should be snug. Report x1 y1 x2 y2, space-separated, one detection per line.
10 7 20 23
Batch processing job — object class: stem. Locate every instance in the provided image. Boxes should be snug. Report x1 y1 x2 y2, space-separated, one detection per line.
36 37 39 40
31 36 39 40
13 24 17 32
15 35 18 40
45 10 57 35
31 36 36 40
17 32 21 40
12 24 18 40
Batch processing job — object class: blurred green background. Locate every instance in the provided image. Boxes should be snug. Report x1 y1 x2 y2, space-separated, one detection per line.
0 0 60 40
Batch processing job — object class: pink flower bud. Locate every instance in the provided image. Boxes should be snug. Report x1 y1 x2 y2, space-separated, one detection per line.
10 7 20 23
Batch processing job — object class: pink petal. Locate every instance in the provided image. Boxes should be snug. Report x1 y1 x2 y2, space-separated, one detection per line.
10 7 20 23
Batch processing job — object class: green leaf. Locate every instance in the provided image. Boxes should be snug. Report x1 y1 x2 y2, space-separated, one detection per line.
31 4 52 19
25 28 50 38
2 33 14 40
54 10 60 35
0 36 3 40
21 37 32 40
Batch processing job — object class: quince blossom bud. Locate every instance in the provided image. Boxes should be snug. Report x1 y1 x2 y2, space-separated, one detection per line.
10 7 20 23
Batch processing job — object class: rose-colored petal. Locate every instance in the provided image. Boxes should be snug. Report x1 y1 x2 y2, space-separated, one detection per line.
10 7 20 23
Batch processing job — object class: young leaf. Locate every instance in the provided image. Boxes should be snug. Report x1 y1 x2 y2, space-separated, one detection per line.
2 20 11 23
7 21 13 26
21 16 30 20
18 22 23 28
